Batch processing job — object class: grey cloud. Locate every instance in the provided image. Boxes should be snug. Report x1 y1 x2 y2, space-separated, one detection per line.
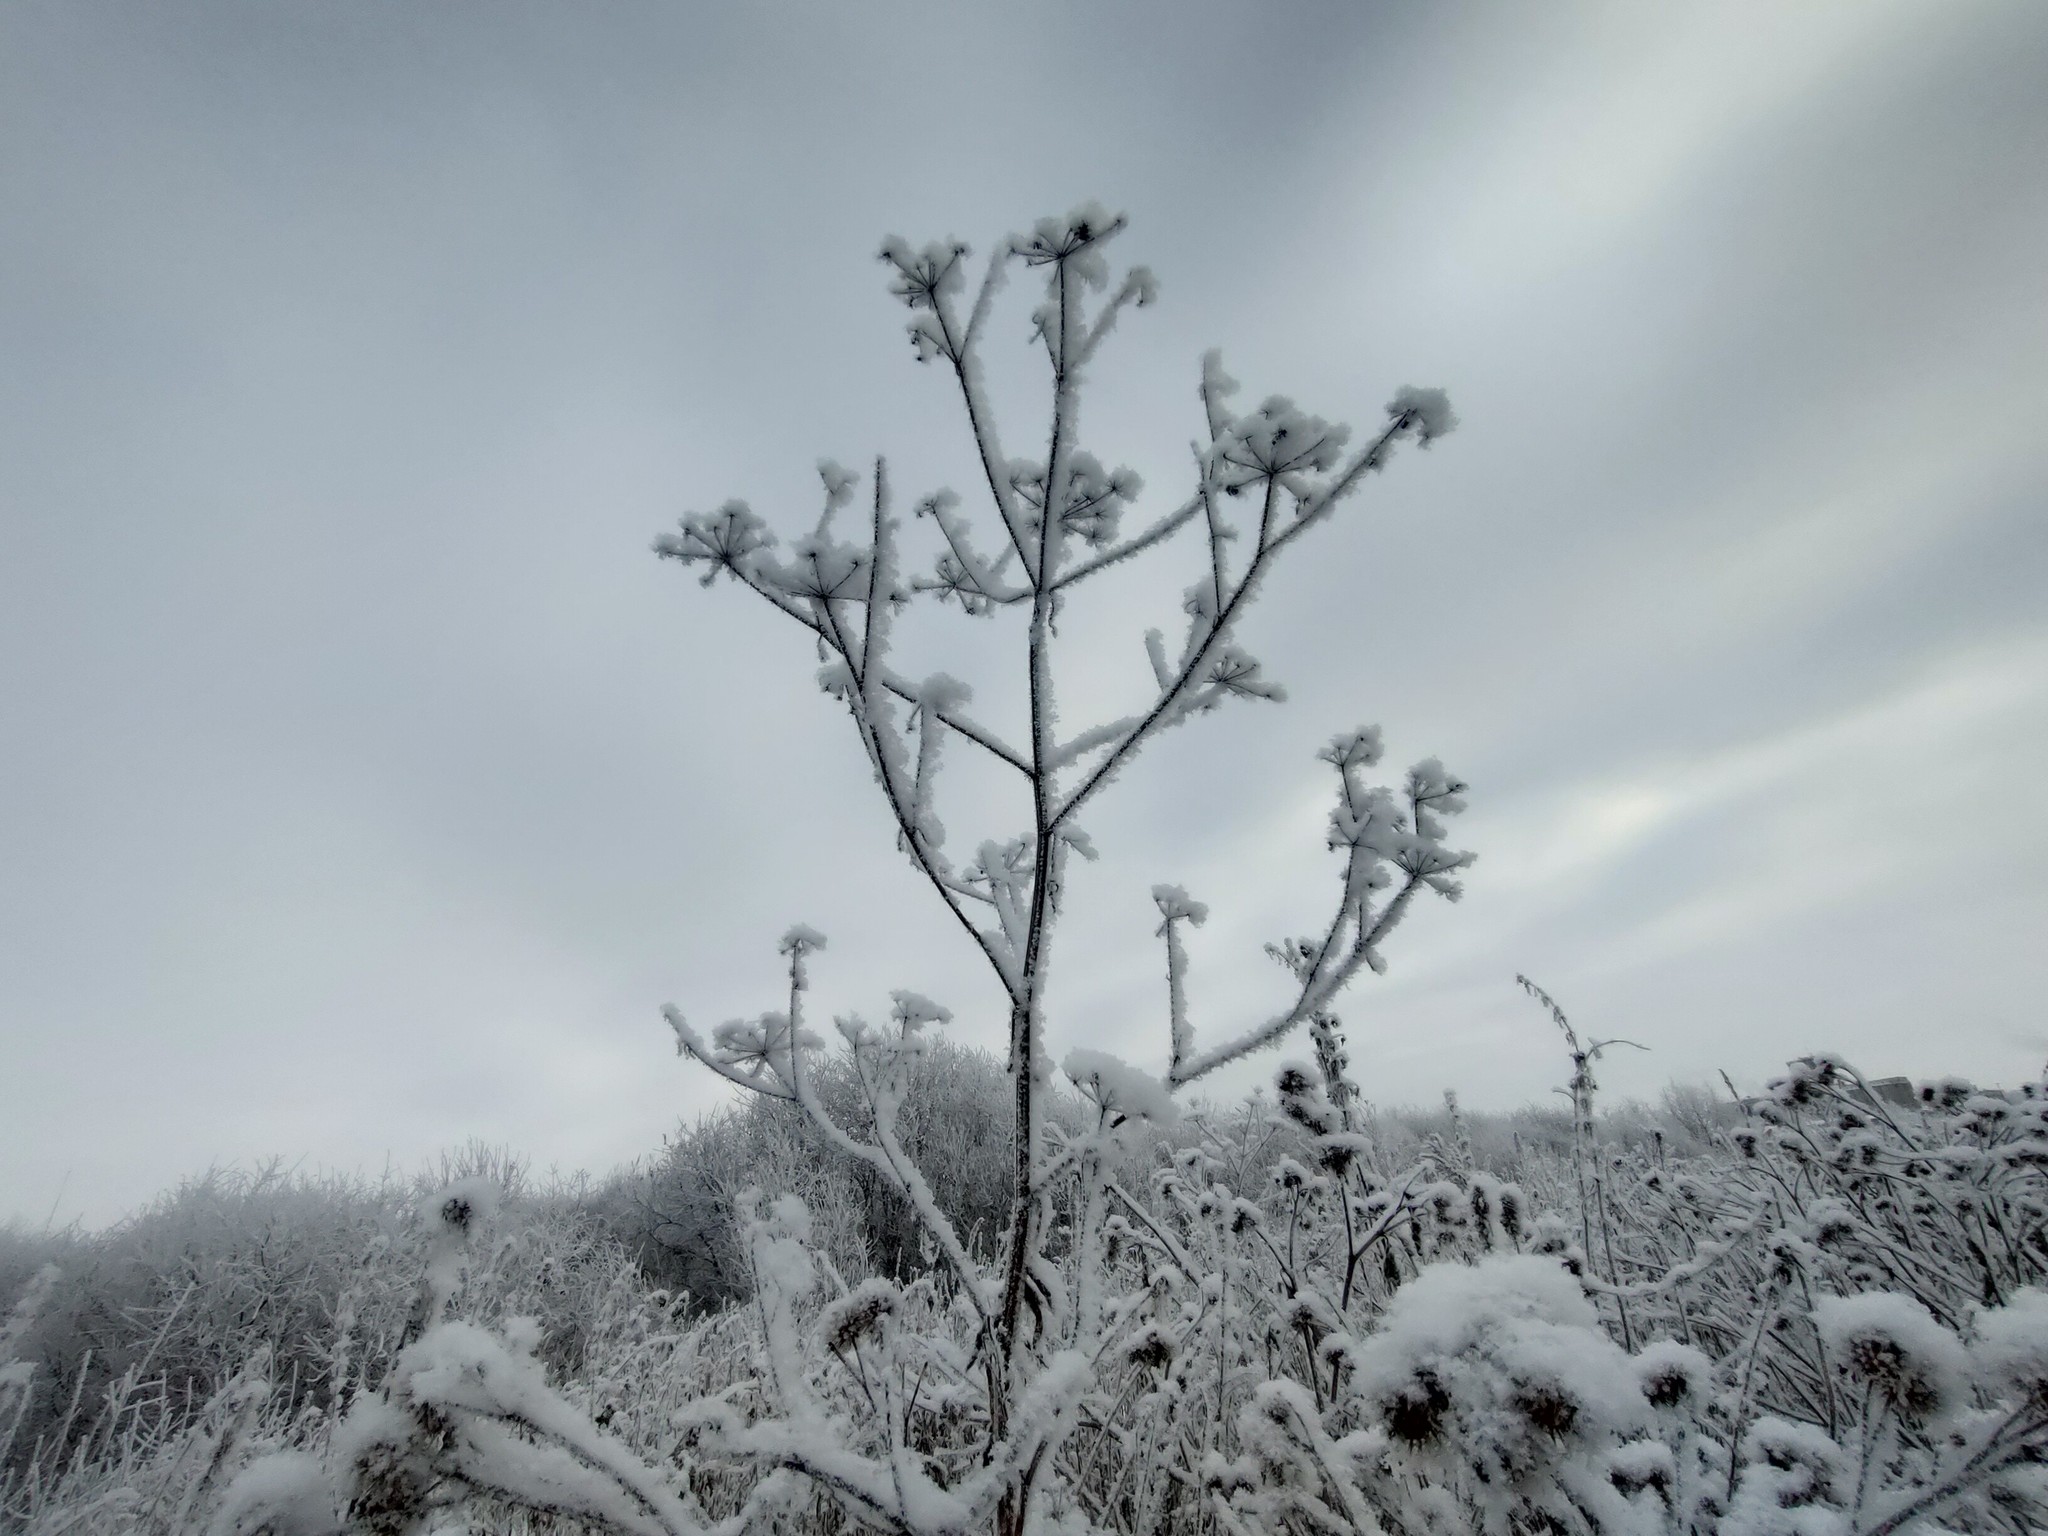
3 0 2043 1222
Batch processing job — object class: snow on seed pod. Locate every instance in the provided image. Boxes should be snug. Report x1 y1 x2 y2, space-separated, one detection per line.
1316 1131 1369 1177
1815 1292 1968 1424
1634 1340 1714 1411
1123 1324 1176 1371
1972 1288 2048 1405
1426 1183 1464 1227
1833 1130 1884 1170
1386 386 1458 446
1352 1254 1642 1473
1997 1136 2048 1169
427 1177 498 1241
1384 1369 1451 1445
1466 1178 1493 1231
1732 1416 1847 1518
1275 1061 1337 1135
1496 1184 1527 1244
1765 1232 1814 1284
1512 1379 1579 1438
1607 1440 1677 1501
1921 1078 1974 1113
1768 1060 1828 1107
819 1278 901 1354
1527 1215 1586 1277
1272 1157 1313 1194
1805 1199 1858 1250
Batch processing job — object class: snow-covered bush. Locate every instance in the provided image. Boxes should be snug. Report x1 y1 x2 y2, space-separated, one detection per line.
616 1036 1039 1308
0 1160 653 1534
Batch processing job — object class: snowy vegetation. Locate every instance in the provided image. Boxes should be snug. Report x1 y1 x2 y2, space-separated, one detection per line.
7 1049 2046 1535
7 208 2043 1534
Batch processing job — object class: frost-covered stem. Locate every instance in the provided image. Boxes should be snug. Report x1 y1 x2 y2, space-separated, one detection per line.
438 1373 713 1536
779 963 992 1336
910 711 943 840
660 544 1030 776
1522 979 1601 1276
747 1254 807 1432
1050 492 1203 591
1592 1167 1634 1352
665 1007 797 1102
1312 1015 1356 1132
1171 871 1427 1088
1252 477 1279 555
1163 921 1196 1089
857 457 893 691
1103 1184 1196 1291
931 251 1035 575
1572 1060 1594 1263
1053 416 1412 831
1344 1169 1425 1288
924 494 1027 607
1849 1385 1881 1520
1051 539 1265 826
1263 416 1409 554
1189 469 1228 631
1857 1405 2048 1536
815 597 1021 997
1070 1119 1112 1348
1000 247 1081 1370
1283 1389 1389 1536
1725 1274 1784 1506
1337 1180 1361 1311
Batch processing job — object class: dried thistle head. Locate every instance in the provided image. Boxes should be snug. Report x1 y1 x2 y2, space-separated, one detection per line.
1381 1368 1450 1445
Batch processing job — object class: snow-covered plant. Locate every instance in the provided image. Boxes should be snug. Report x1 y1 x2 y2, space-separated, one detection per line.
0 1265 59 1473
1158 1053 2048 1536
637 204 1468 1533
198 202 1466 1536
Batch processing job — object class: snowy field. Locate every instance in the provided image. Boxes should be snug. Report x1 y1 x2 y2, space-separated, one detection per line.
4 1043 2045 1534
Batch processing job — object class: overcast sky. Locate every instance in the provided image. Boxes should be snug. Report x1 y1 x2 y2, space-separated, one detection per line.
4 1 2045 1227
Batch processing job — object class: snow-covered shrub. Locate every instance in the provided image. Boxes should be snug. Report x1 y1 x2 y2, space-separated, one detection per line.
0 1161 658 1535
617 1036 1039 1308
